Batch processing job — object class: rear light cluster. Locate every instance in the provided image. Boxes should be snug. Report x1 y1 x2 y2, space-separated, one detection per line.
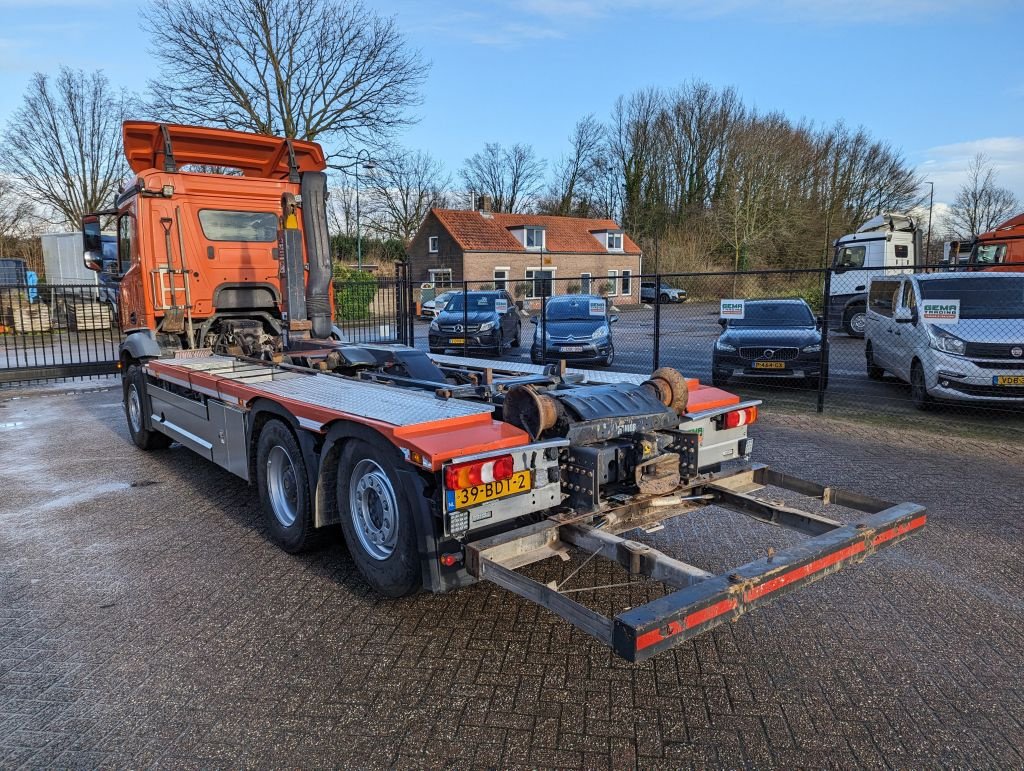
721 406 758 429
444 454 515 490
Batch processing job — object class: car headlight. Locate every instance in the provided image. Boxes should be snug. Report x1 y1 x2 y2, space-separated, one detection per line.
929 329 965 355
802 344 821 353
479 321 495 332
715 339 736 352
429 320 439 332
592 324 609 340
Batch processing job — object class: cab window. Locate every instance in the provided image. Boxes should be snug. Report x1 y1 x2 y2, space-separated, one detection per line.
198 210 278 242
834 245 866 269
868 279 899 317
973 243 1007 265
117 214 135 275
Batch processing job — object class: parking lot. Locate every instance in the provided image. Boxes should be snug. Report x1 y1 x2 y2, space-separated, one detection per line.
2 384 1023 767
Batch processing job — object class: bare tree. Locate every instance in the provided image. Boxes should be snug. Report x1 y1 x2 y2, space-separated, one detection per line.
365 148 450 242
460 142 546 214
541 115 604 216
0 68 133 227
947 153 1019 239
142 0 428 153
0 177 36 257
326 182 357 239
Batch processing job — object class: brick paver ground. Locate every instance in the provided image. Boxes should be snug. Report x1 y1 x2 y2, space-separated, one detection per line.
1 385 1022 769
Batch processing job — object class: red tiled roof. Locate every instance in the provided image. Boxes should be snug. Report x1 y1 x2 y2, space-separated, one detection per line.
431 209 642 255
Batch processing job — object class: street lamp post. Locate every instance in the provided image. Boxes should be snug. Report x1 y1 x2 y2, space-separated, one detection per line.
925 181 934 266
354 149 376 271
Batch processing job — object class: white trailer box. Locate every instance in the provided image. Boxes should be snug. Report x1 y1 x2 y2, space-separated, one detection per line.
41 232 96 285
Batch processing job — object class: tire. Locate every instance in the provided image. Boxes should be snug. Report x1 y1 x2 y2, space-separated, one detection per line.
910 361 933 411
843 306 866 338
601 345 615 367
711 369 728 388
256 420 320 553
337 439 422 597
659 293 669 304
123 364 172 451
865 343 885 380
511 321 521 348
492 329 504 357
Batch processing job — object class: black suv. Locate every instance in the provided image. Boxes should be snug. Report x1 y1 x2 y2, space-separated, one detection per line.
712 298 825 389
428 290 521 356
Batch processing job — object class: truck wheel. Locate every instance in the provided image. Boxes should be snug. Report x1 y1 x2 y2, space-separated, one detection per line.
910 361 933 411
843 306 866 338
124 364 172 451
865 343 885 380
256 420 320 553
337 439 422 597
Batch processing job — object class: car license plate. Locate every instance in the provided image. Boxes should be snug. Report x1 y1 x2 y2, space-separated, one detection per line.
446 470 531 511
560 346 584 353
448 338 465 345
993 375 1024 386
753 361 786 369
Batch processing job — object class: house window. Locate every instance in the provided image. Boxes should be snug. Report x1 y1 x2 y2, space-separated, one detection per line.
621 269 632 296
429 268 452 287
493 268 509 290
525 268 554 299
607 232 623 251
580 272 591 294
428 236 439 253
606 269 618 296
525 227 545 250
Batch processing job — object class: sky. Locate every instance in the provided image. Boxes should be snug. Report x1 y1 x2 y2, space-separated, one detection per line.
1 0 1022 217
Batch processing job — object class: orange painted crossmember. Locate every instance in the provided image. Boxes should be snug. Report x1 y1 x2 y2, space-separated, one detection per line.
123 121 327 178
684 380 741 414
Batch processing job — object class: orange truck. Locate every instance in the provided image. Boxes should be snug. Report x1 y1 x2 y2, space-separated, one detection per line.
962 212 1024 271
81 122 925 661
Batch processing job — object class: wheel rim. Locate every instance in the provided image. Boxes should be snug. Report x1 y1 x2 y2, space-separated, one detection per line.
912 367 925 402
266 445 299 527
128 385 143 434
849 312 866 334
350 459 399 561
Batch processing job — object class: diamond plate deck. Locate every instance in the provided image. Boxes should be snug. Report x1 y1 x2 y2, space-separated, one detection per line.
427 353 650 385
154 355 493 427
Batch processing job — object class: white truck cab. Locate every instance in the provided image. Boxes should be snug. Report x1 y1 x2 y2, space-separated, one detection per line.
829 213 920 337
864 272 1024 409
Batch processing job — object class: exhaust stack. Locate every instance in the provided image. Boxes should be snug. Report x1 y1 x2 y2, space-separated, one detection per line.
300 172 333 339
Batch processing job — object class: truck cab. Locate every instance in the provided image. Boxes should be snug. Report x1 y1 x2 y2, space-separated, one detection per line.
963 212 1024 272
829 213 920 337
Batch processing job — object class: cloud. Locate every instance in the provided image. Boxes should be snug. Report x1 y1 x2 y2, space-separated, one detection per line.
915 137 1024 205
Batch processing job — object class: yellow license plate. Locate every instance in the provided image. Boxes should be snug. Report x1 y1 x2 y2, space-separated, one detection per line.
447 470 531 511
753 361 786 369
448 338 465 344
994 375 1024 386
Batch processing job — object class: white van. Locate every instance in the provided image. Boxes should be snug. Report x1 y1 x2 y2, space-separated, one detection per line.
864 273 1024 409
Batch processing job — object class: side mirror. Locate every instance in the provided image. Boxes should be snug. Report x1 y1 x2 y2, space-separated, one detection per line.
717 318 727 328
609 315 619 323
893 307 913 323
82 215 104 272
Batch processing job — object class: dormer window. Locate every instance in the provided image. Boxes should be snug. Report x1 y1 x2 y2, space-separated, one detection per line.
606 231 623 251
525 227 545 250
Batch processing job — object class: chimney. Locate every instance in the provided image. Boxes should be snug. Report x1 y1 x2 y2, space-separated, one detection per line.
477 194 493 213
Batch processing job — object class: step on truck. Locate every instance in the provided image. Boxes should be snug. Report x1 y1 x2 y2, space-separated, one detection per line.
83 122 926 662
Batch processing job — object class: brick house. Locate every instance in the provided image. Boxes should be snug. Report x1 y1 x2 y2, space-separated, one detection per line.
408 203 643 306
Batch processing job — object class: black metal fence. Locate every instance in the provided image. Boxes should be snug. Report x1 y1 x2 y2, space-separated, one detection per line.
413 267 1024 430
330 262 413 345
1 283 120 387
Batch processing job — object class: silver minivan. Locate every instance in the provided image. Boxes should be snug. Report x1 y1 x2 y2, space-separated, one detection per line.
864 273 1024 409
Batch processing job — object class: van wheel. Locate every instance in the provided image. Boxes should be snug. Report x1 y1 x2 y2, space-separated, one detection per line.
843 306 866 338
337 439 422 598
910 361 933 411
124 364 172 451
256 420 321 553
865 343 885 380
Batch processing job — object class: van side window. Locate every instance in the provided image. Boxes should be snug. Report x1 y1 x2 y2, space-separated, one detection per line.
868 280 898 317
835 245 866 268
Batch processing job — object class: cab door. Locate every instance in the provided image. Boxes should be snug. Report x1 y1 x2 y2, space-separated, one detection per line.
887 279 918 382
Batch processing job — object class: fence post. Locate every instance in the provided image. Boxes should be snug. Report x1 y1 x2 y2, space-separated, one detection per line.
462 280 468 357
652 272 662 371
817 268 831 414
541 275 548 363
406 266 414 346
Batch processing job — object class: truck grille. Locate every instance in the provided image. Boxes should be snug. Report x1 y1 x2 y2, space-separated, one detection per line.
739 346 798 361
964 342 1024 359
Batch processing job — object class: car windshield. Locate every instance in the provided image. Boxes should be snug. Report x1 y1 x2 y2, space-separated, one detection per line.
920 278 1024 319
546 298 604 321
728 303 814 327
445 293 497 312
433 292 455 304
